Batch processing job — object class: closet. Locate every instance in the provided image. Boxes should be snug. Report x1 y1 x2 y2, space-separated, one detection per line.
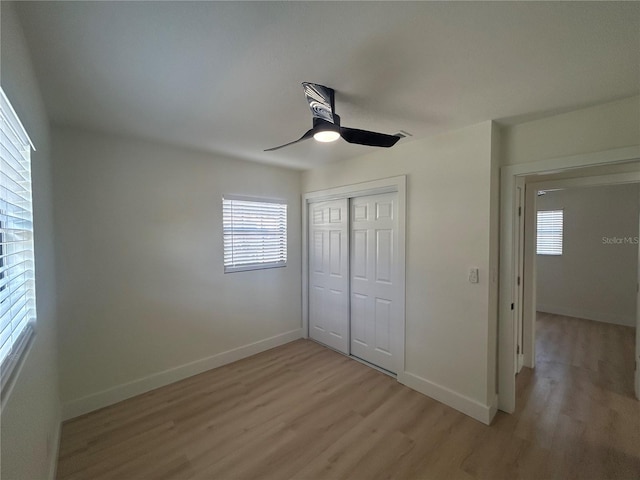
308 190 401 374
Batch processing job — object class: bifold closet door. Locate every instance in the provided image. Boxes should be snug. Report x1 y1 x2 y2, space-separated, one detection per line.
350 193 399 373
308 199 349 354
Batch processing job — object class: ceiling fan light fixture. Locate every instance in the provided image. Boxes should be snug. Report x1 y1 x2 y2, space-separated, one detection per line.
313 130 340 143
264 83 400 152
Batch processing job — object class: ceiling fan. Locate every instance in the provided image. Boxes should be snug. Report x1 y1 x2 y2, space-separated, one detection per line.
265 82 402 152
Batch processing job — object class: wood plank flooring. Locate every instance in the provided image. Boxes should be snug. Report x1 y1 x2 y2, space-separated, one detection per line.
57 313 639 479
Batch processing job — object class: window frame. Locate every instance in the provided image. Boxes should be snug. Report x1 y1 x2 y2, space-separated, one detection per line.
222 194 288 273
0 219 5 294
0 86 37 401
536 209 564 256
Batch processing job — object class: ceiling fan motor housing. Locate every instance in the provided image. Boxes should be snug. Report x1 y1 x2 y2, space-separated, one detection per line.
313 115 340 131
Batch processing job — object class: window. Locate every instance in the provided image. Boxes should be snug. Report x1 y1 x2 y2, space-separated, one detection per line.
537 209 563 255
1 87 36 395
223 196 287 273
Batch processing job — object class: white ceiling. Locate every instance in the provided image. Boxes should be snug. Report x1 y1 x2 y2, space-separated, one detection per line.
14 1 640 170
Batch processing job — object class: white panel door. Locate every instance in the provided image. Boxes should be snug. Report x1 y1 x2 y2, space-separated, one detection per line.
636 186 639 400
515 182 525 373
308 199 349 354
350 193 399 373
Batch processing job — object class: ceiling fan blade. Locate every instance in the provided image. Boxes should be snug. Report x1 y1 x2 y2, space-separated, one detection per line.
340 127 401 148
264 129 314 152
302 82 335 124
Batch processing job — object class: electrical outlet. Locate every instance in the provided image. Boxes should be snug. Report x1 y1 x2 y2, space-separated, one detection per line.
468 268 479 284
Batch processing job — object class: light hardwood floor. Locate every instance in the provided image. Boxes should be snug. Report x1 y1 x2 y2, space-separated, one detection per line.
57 313 639 479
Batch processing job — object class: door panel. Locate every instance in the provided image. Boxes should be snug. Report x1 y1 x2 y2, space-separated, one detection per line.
515 181 525 373
350 193 398 373
636 186 640 400
330 230 343 275
352 293 367 345
376 229 393 283
308 199 349 353
353 230 367 279
375 298 392 353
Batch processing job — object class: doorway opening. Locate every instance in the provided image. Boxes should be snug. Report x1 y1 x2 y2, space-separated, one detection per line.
521 178 639 399
499 151 640 413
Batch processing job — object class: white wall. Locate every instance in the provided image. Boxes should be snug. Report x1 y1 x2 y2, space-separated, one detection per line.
536 184 639 326
502 95 640 166
303 121 499 423
0 3 62 479
52 127 302 418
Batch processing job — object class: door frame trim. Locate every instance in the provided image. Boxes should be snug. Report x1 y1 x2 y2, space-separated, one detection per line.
302 175 407 375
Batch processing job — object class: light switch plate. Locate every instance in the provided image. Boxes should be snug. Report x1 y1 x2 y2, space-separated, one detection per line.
469 268 479 284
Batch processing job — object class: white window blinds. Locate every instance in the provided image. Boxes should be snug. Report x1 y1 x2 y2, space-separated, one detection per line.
0 87 36 394
537 209 563 255
223 196 287 273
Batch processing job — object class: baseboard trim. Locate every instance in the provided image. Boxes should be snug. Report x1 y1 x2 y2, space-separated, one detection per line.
488 393 499 424
537 305 635 327
398 371 495 425
62 329 302 420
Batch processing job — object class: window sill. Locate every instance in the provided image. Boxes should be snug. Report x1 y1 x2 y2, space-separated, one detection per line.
224 263 287 274
1 323 36 409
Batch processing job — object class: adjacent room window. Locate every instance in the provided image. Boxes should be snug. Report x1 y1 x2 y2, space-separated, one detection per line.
0 87 37 394
537 209 563 255
222 195 287 273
